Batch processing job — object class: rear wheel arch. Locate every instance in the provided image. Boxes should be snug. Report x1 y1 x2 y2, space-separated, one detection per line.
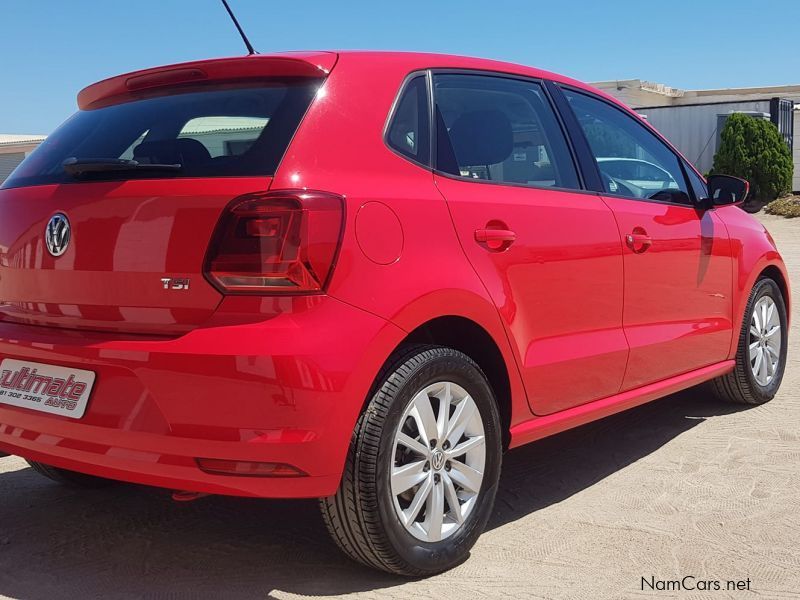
385 316 513 450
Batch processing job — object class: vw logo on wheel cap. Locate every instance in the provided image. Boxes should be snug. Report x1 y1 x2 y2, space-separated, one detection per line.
45 213 71 257
431 449 446 471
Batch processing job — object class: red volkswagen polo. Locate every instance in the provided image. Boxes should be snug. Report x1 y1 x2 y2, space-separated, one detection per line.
0 51 789 576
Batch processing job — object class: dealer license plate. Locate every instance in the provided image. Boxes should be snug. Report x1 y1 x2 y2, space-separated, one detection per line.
0 359 95 419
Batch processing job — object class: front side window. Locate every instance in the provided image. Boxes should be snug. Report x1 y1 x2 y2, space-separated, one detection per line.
563 89 691 204
685 163 708 202
434 74 579 190
2 79 320 189
386 75 430 165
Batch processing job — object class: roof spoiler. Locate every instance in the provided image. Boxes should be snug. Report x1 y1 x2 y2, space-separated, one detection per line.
77 52 337 110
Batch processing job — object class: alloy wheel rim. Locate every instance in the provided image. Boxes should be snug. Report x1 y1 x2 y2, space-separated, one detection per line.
749 295 782 387
390 381 486 543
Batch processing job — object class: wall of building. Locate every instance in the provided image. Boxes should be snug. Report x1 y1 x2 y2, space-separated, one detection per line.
794 113 800 192
0 152 27 183
0 138 45 184
593 81 800 192
638 100 772 175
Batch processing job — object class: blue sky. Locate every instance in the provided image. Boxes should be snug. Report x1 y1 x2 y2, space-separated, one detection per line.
2 0 796 134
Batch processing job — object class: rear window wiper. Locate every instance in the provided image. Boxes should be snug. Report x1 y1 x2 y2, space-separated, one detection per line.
62 157 182 177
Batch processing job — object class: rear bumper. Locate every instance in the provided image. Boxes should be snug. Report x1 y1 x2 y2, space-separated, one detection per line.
0 296 403 498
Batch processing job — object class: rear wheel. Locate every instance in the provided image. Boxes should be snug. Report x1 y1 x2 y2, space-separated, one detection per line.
711 277 788 404
26 461 116 488
320 345 503 576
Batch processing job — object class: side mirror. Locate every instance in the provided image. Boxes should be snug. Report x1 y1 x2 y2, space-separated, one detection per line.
705 175 749 207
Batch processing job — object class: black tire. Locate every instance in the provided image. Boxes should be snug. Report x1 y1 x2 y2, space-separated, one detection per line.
711 277 788 404
320 345 503 576
26 460 116 488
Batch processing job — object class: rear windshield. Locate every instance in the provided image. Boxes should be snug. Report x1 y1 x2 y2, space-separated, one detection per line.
2 79 321 189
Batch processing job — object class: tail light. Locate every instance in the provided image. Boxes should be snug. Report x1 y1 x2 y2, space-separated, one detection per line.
205 190 344 294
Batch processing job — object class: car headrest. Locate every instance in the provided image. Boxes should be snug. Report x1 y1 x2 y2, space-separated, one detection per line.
133 138 211 166
448 109 513 166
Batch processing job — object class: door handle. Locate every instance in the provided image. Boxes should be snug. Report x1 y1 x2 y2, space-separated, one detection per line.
625 230 652 253
474 229 517 243
474 228 516 252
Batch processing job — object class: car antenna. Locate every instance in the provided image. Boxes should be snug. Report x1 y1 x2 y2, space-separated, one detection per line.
220 0 258 55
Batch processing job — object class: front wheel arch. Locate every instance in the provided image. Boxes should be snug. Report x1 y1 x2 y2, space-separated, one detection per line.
760 265 790 319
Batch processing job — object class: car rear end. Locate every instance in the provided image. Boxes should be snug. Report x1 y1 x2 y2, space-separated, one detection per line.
0 53 396 498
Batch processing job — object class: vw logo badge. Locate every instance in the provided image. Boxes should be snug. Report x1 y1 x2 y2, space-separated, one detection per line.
45 213 71 257
431 449 446 471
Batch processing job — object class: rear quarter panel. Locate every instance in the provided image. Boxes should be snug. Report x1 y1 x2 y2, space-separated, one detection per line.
271 53 531 427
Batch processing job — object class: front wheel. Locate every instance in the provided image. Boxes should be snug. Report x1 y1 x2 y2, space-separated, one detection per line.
711 277 788 404
320 345 503 576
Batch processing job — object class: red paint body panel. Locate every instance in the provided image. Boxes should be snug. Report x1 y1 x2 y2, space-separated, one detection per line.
78 52 338 109
0 178 272 334
600 197 735 390
714 205 791 357
0 295 406 497
0 51 789 498
435 176 627 415
508 360 735 448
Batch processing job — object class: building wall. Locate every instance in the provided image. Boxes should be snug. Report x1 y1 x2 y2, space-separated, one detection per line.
794 113 800 192
594 81 800 192
0 152 26 183
638 101 772 175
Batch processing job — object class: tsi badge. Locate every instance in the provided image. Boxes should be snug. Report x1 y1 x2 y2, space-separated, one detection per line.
161 277 191 290
45 213 71 257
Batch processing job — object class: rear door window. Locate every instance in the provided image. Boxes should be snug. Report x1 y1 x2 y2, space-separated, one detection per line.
2 79 321 189
433 73 580 190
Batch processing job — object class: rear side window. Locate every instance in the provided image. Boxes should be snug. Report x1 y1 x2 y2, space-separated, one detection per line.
386 75 430 166
433 74 579 190
2 79 321 189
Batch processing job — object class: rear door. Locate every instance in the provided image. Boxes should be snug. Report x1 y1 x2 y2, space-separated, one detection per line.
0 78 321 334
560 87 734 390
433 72 628 415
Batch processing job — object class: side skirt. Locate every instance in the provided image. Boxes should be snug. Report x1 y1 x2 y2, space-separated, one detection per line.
508 360 735 449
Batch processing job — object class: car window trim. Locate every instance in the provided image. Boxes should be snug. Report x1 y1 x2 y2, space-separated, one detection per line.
429 68 587 194
382 70 433 171
555 83 704 209
682 158 709 204
544 81 604 192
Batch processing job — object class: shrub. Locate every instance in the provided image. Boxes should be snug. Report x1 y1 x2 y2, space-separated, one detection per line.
712 113 793 202
765 195 800 218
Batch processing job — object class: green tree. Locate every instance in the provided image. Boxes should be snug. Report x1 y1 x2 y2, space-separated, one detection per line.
712 113 793 202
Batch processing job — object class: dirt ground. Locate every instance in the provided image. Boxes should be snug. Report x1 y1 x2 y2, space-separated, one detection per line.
1 213 799 600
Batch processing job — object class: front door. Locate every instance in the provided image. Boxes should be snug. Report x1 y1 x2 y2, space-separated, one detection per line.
561 88 734 391
433 73 628 415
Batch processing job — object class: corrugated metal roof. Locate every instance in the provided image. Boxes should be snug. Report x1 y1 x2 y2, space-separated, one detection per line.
0 134 46 146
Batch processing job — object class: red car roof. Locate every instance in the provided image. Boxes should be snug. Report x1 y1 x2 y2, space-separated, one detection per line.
77 51 615 111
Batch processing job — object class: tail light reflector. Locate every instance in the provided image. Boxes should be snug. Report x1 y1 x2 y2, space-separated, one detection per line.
196 458 306 477
205 190 344 294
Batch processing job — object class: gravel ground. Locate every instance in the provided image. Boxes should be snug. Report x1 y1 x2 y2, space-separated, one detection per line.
1 213 799 600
